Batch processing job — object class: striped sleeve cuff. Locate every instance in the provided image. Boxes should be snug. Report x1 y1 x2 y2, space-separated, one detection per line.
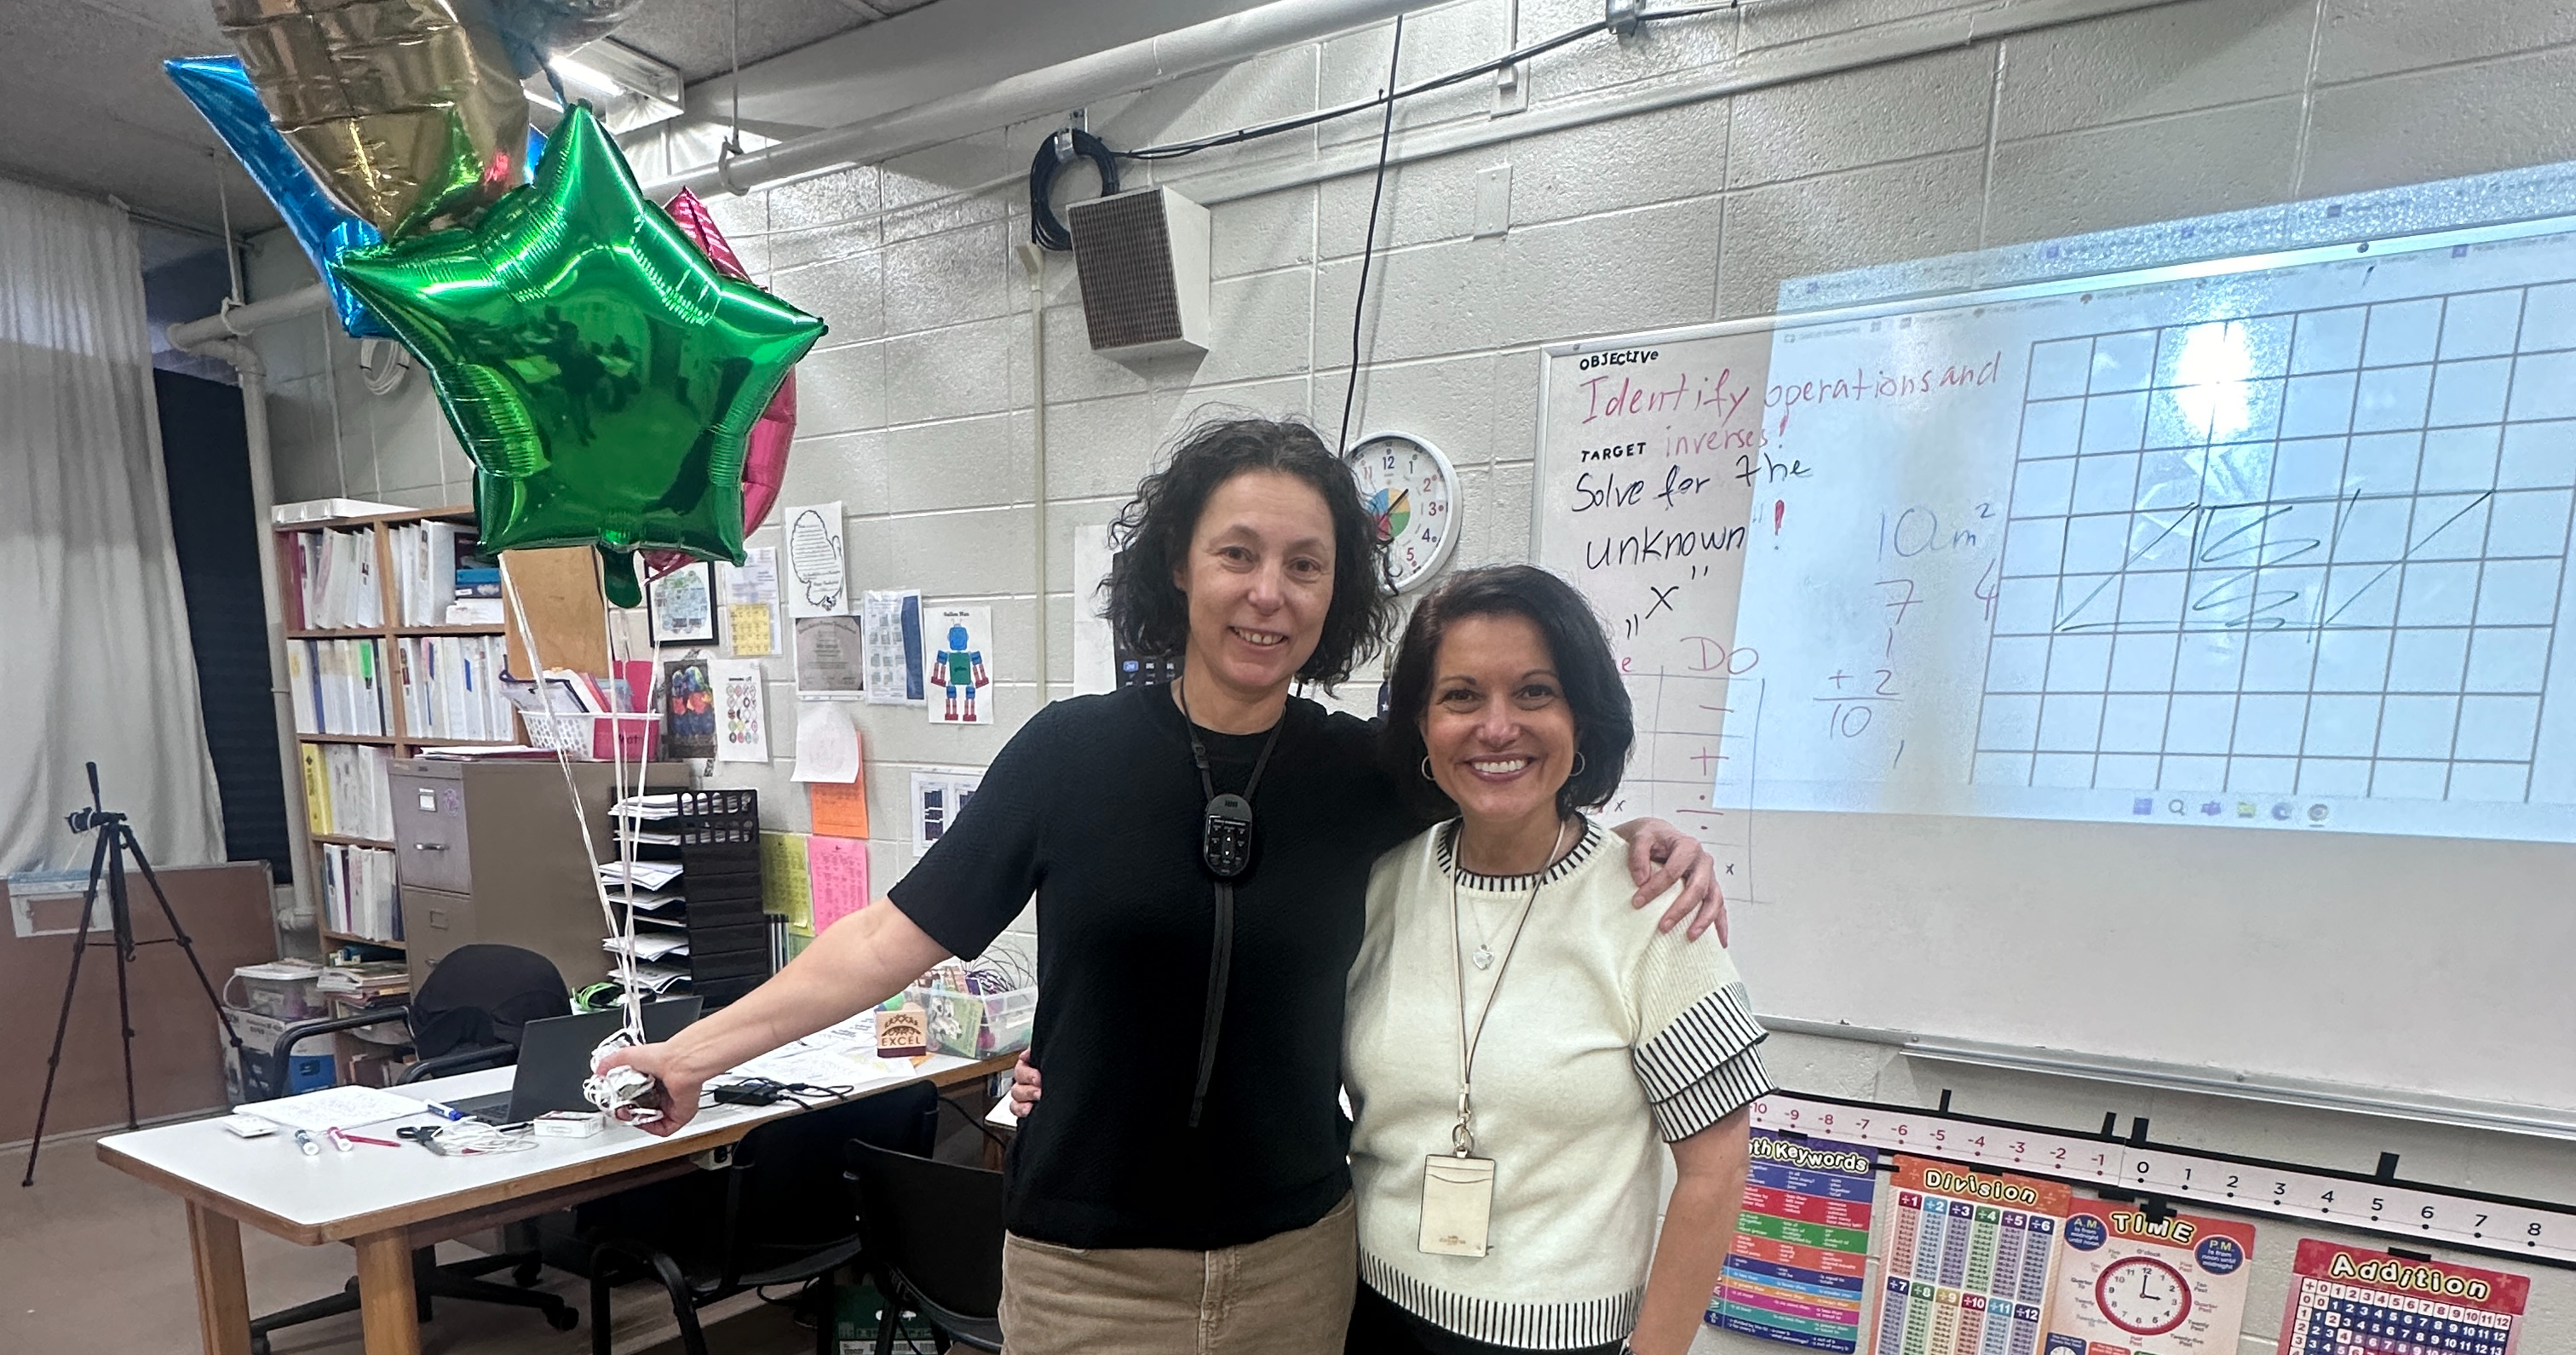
1647 1044 1773 1142
1633 981 1766 1102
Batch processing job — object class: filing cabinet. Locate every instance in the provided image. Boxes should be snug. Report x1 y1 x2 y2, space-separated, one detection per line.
388 759 689 993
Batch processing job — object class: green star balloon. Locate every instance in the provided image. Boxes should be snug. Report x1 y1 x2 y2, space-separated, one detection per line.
333 104 824 607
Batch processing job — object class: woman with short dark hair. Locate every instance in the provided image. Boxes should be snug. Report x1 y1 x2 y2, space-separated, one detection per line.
603 416 1728 1355
1345 564 1767 1355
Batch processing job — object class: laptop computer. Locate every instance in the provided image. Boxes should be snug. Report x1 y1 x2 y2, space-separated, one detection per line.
436 996 702 1123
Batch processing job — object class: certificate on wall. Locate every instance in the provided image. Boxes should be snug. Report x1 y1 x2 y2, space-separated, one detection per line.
1872 1158 2068 1355
2044 1202 2253 1355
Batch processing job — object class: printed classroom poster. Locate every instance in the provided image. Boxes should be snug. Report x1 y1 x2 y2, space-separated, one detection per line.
911 769 982 856
2275 1239 2525 1355
863 589 925 703
1711 1131 1877 1352
923 605 996 726
1872 1158 2070 1355
784 502 846 617
661 657 715 760
712 659 767 762
2044 1203 2254 1355
728 603 774 656
648 561 716 646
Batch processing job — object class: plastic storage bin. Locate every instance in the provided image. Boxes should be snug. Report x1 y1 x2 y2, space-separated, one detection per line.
224 962 325 1021
906 983 1036 1059
217 1008 336 1103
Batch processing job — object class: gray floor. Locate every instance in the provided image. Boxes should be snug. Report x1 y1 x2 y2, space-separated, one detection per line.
0 1125 829 1355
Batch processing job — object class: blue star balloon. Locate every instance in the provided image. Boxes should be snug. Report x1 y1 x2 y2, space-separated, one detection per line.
165 56 544 340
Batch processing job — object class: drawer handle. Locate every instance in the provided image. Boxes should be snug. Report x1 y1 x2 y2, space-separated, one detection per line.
428 910 449 928
411 842 447 852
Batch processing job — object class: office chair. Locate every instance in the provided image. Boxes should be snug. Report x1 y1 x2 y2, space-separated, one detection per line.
584 1082 941 1355
844 1136 1007 1353
246 944 580 1354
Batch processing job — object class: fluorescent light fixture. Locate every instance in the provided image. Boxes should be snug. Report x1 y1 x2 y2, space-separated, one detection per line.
552 56 622 98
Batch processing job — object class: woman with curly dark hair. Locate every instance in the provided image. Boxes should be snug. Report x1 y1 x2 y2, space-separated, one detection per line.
602 416 1729 1355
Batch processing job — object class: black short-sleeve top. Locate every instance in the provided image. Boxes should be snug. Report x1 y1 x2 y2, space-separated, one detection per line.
888 682 1418 1250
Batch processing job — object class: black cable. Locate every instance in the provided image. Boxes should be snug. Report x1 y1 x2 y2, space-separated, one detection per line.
1027 128 1121 251
1337 14 1404 457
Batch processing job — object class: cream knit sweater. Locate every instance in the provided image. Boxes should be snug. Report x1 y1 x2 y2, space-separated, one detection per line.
1344 818 1771 1350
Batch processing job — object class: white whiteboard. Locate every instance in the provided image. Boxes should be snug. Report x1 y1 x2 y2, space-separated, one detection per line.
1533 215 2576 1115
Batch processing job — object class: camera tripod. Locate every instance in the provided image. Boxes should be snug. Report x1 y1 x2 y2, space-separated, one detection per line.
20 763 245 1187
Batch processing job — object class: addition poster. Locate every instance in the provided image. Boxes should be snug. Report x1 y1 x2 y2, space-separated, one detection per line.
2274 1239 2524 1355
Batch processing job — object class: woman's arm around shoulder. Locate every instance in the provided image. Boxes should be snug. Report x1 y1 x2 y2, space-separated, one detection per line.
1629 1105 1752 1355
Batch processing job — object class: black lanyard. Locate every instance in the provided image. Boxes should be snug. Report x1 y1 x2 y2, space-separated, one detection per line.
1177 678 1283 1128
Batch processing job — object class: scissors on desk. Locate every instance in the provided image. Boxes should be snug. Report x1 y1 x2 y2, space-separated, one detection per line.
396 1125 452 1156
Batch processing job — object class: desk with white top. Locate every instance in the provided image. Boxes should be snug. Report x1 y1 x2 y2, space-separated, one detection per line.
97 1051 1015 1355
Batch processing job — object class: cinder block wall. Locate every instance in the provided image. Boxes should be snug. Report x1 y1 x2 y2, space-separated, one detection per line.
247 1 2576 1343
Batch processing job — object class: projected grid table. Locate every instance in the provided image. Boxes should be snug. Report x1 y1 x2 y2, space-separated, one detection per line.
1973 283 2576 803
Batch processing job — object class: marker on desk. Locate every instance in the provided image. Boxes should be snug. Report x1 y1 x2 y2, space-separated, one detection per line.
422 1101 469 1122
291 1129 321 1157
325 1127 356 1154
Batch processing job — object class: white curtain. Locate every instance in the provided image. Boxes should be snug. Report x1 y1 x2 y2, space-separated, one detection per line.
0 177 225 873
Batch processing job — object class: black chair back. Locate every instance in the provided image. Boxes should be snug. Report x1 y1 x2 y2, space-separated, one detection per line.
408 944 570 1059
730 1082 940 1262
846 1139 1005 1324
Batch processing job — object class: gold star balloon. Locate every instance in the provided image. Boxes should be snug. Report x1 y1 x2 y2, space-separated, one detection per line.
333 105 825 607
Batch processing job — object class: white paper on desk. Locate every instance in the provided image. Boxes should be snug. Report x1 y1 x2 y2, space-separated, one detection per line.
986 1097 1017 1128
602 933 690 960
727 548 779 605
790 703 861 783
235 1084 423 1133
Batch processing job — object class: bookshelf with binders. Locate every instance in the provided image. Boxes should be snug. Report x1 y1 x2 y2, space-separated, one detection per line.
601 789 770 1009
272 504 589 957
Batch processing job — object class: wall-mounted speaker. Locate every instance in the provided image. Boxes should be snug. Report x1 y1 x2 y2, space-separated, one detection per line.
1068 186 1210 359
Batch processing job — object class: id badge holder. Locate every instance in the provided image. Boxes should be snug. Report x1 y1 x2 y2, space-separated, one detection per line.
1418 1154 1496 1257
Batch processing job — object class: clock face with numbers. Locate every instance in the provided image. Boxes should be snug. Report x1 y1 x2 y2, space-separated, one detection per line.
2095 1255 2191 1336
1346 431 1459 593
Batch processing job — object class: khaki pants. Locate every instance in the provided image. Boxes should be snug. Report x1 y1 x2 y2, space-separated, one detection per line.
998 1193 1357 1355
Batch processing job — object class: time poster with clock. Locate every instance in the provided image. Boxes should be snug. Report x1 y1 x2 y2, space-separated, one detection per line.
2043 1201 2256 1355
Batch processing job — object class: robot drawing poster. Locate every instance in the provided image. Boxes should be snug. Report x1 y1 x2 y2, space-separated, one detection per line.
923 605 996 725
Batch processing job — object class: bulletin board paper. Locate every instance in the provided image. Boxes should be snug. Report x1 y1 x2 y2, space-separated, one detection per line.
807 834 871 935
1871 1157 2069 1355
1711 1131 1877 1352
728 603 775 656
759 831 812 934
808 781 869 838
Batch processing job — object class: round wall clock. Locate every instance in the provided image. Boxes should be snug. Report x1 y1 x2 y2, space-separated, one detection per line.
2093 1254 2192 1336
1345 430 1459 594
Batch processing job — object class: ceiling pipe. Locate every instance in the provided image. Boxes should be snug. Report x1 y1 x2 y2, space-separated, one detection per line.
166 0 1421 347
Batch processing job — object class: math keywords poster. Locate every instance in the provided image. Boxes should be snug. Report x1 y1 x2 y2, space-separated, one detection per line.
1710 1130 1877 1352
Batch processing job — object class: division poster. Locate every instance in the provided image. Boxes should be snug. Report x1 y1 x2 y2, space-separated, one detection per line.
2044 1203 2253 1355
1871 1158 2069 1355
2275 1239 2525 1355
1711 1130 1877 1351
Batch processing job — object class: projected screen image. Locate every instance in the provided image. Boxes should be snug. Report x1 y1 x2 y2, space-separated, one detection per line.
1709 222 2576 843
